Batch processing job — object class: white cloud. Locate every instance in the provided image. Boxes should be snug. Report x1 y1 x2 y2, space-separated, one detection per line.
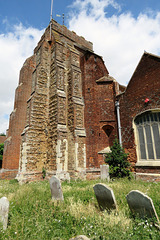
68 0 160 86
70 0 121 19
0 22 44 133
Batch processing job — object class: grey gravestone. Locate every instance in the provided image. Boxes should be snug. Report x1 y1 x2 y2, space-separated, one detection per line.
100 164 110 181
70 235 90 240
49 176 64 200
0 197 9 230
126 190 159 222
93 183 117 212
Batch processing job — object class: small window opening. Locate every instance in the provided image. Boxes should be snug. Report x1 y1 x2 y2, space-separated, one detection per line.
102 125 114 137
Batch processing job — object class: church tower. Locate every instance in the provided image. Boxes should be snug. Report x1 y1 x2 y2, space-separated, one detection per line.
1 20 118 182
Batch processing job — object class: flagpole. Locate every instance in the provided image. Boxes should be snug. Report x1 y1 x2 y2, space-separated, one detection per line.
50 0 53 40
50 0 53 21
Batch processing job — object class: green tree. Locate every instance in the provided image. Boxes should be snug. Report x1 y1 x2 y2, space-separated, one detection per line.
105 138 131 178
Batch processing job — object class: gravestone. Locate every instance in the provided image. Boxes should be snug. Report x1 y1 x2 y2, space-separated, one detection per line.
70 235 90 240
0 197 9 230
49 176 64 200
126 190 159 222
93 183 117 212
100 164 110 181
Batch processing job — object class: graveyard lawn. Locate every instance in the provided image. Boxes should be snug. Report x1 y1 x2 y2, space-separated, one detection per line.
0 178 160 239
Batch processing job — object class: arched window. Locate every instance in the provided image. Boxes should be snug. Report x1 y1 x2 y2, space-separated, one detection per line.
135 111 160 160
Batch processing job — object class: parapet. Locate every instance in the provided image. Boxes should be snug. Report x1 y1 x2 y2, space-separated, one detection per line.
34 19 93 53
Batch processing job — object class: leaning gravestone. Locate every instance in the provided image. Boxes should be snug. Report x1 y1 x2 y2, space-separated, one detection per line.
126 190 159 222
93 183 117 212
0 197 9 230
49 176 64 201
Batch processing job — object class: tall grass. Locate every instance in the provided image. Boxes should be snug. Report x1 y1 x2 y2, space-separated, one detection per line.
0 178 160 239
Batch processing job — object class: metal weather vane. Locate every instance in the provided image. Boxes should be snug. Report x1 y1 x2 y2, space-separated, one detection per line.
56 13 68 26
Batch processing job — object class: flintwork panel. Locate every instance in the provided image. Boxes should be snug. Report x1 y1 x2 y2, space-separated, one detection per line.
73 71 81 97
58 96 66 124
78 136 86 168
56 43 63 62
75 104 84 128
71 52 80 67
57 66 64 91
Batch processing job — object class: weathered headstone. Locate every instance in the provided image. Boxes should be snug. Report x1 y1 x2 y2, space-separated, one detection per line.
126 190 159 222
49 176 64 200
100 164 110 181
93 183 117 212
0 197 9 230
70 235 90 240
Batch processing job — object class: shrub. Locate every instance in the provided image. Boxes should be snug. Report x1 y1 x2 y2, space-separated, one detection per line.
105 138 131 178
0 143 4 168
0 143 4 161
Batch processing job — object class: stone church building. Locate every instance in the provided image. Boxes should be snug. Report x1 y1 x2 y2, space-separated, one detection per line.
1 20 160 182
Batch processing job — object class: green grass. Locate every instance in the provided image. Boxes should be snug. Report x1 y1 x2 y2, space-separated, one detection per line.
0 178 160 239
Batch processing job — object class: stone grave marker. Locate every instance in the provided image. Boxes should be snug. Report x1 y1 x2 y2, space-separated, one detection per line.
126 190 159 222
100 164 110 181
0 197 9 230
49 176 64 201
93 183 117 212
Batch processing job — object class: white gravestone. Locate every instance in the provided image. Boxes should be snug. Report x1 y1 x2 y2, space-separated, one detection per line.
93 183 117 212
126 190 159 222
49 176 64 201
0 197 9 230
100 164 110 181
70 235 90 240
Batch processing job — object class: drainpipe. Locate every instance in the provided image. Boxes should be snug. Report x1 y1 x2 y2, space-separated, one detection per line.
115 100 122 146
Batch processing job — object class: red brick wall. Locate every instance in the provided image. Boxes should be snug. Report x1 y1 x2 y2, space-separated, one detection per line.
2 56 35 174
0 136 6 144
81 53 117 168
119 53 160 170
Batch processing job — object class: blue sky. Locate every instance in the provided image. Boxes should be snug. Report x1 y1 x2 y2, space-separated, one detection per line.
0 0 71 32
1 0 160 133
1 0 160 31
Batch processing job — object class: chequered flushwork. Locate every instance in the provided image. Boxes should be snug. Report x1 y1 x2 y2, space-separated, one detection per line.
121 126 134 145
